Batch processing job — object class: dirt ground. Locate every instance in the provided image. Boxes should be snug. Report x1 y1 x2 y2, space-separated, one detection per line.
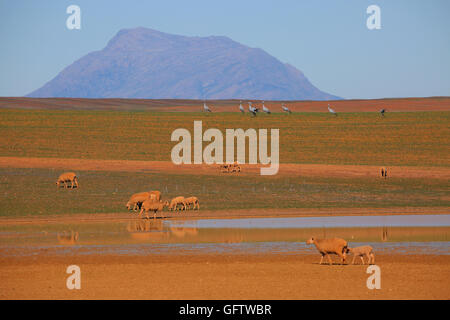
1 151 448 301
0 207 448 226
1 157 448 180
0 252 448 300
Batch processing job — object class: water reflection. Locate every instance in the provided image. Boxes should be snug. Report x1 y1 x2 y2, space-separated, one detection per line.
0 215 448 256
127 219 169 241
169 227 198 238
126 220 199 241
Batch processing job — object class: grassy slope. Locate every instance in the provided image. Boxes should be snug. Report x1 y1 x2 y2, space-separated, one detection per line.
0 167 448 216
0 109 449 166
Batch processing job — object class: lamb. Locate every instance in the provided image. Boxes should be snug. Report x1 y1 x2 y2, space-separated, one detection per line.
346 245 375 265
306 237 348 265
139 199 169 219
126 192 151 211
183 196 200 210
168 196 186 211
56 172 79 189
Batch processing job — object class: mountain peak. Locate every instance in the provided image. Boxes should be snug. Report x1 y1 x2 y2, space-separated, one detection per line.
28 28 340 100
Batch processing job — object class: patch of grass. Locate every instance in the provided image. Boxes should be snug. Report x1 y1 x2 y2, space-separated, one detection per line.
0 168 448 217
0 109 448 166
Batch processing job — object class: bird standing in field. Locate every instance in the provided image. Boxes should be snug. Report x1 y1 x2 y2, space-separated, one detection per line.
248 102 258 116
262 101 271 114
282 103 291 114
380 108 386 117
203 102 212 112
328 104 337 116
239 101 245 113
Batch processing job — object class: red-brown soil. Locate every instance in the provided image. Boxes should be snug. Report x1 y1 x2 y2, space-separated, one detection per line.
0 253 448 299
0 157 448 180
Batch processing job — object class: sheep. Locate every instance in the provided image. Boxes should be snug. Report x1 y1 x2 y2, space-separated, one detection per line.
184 196 200 210
126 192 151 211
380 167 388 178
230 163 241 173
57 230 79 245
139 199 169 219
346 245 375 265
306 237 348 265
148 190 161 201
168 196 186 211
56 172 79 189
220 163 241 173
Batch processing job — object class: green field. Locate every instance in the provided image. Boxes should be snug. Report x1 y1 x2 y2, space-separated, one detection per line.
0 109 449 166
0 109 449 217
0 167 448 216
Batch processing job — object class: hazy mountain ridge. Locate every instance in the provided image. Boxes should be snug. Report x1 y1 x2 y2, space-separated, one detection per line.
28 27 340 100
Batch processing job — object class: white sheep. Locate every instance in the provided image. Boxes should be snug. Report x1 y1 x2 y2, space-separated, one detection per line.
126 192 151 211
56 172 79 189
346 245 375 265
168 196 186 211
306 237 348 265
183 196 200 210
139 199 169 219
148 190 161 201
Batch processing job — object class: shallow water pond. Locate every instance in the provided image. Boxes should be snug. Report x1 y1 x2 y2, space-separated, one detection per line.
0 214 449 257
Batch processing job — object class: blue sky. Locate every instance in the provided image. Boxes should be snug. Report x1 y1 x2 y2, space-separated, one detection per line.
0 0 449 99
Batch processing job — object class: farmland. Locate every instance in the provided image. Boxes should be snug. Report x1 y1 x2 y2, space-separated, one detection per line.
0 99 449 300
0 108 448 167
0 103 449 217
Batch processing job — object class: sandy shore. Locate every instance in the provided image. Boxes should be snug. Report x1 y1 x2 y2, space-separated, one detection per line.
0 252 448 300
0 207 448 226
1 157 449 180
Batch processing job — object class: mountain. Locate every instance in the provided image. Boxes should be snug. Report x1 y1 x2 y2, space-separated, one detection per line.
28 27 340 100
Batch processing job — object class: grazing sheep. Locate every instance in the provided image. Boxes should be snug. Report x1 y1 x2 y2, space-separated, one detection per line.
306 237 348 265
380 167 388 178
148 190 161 201
184 196 200 210
57 230 79 245
126 192 151 211
346 245 375 265
169 196 186 211
139 199 169 219
230 163 241 173
56 172 79 189
220 163 241 173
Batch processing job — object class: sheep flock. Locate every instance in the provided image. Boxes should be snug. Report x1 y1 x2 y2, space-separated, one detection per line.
56 171 200 219
56 170 378 265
